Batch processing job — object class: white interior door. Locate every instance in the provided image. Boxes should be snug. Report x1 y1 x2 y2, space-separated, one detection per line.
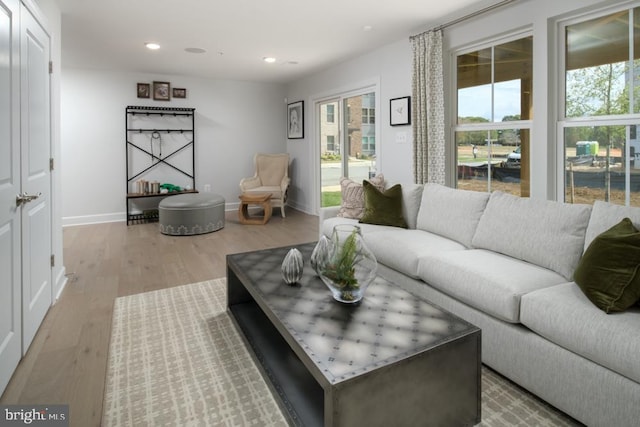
20 3 51 353
0 0 22 395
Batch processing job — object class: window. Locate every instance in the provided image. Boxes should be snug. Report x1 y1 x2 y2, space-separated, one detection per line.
561 7 640 207
362 108 375 124
327 104 335 123
455 35 532 196
327 135 336 152
362 136 375 154
319 91 377 207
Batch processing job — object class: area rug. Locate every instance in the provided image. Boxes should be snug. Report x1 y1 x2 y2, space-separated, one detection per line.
102 279 581 426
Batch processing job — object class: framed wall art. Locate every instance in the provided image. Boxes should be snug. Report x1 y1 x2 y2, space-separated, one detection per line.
137 83 150 98
287 100 304 139
153 81 171 101
173 88 186 98
390 96 411 126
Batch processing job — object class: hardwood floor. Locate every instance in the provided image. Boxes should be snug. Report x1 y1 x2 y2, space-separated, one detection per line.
0 208 319 426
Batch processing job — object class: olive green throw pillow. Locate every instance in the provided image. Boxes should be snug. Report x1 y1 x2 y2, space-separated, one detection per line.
359 181 408 228
574 217 640 313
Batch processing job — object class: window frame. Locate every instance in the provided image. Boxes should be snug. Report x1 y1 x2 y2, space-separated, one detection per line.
556 5 640 206
452 30 533 193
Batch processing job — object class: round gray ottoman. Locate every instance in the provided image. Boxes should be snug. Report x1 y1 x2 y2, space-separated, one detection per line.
159 193 225 235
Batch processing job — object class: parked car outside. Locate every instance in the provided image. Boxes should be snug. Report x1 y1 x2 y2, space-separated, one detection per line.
505 146 521 167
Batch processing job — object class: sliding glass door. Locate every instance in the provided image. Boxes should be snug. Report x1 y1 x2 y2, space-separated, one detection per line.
319 92 376 207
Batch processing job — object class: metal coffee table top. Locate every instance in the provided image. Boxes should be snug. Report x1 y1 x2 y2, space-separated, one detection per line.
228 242 479 385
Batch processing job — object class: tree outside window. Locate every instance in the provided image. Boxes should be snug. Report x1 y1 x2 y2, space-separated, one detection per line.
562 7 640 207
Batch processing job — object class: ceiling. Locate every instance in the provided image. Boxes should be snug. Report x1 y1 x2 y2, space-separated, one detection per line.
56 0 498 84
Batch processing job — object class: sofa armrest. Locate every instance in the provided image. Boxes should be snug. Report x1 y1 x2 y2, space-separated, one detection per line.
319 206 340 223
318 206 341 238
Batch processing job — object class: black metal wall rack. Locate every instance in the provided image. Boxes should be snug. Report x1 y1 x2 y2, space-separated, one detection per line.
125 105 196 225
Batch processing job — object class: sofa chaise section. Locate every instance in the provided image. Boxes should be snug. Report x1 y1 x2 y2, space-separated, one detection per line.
319 180 640 426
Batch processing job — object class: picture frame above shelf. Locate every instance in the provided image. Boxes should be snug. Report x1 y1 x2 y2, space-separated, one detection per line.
153 81 171 101
137 83 150 98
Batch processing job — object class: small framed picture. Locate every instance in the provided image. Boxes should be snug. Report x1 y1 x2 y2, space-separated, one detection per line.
287 100 304 139
137 83 150 98
153 81 171 101
390 96 411 126
173 88 186 98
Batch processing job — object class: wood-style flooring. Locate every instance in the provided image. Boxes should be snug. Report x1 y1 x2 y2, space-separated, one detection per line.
0 208 319 427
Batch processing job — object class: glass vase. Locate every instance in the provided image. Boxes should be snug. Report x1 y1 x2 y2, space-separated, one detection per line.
317 225 377 304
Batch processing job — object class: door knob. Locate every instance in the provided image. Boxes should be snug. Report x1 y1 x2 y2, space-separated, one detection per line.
16 192 41 207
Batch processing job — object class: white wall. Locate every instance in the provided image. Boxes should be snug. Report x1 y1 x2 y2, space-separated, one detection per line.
285 0 628 213
61 69 286 225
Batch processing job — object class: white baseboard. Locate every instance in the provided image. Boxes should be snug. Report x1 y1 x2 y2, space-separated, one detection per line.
63 205 240 227
53 266 67 302
286 200 315 216
63 212 125 227
62 201 316 227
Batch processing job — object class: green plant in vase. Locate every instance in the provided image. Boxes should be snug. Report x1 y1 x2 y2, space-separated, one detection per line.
318 225 377 304
322 229 360 301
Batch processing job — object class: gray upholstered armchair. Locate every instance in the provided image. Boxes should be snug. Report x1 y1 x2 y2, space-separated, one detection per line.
239 153 290 217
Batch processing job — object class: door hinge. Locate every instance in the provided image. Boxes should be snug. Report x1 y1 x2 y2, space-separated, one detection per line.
50 158 54 171
51 254 55 267
49 61 53 74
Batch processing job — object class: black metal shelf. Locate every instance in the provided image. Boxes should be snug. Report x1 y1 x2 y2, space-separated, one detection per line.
126 105 195 115
126 106 196 225
126 128 194 133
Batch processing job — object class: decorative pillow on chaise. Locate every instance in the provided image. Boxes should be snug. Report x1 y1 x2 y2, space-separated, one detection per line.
574 217 640 313
359 181 407 228
336 174 384 219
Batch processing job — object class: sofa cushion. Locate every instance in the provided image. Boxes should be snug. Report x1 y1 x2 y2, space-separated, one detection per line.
242 186 284 199
472 191 592 280
574 218 640 313
416 249 567 323
584 200 640 250
360 182 408 228
520 282 640 384
364 229 466 278
336 174 385 219
416 183 490 248
389 182 423 229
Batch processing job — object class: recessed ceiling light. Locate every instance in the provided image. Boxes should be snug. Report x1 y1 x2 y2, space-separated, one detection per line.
263 57 276 63
145 42 160 50
185 47 207 54
363 25 373 32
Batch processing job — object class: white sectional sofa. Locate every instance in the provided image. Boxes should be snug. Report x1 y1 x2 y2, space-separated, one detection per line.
319 183 640 427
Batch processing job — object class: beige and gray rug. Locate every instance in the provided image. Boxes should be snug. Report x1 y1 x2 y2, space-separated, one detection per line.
102 279 581 426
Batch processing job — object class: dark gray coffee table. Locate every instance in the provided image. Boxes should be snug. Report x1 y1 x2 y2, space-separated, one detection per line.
227 243 481 427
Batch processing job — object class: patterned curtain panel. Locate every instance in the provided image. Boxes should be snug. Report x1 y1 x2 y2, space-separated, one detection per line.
410 30 445 184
